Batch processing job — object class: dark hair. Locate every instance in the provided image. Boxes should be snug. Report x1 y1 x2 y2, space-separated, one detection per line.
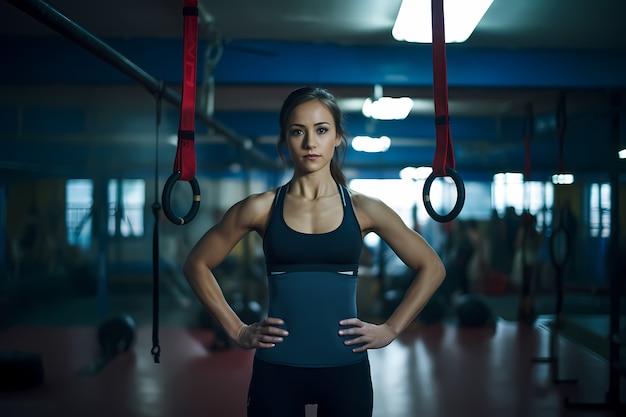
277 86 348 187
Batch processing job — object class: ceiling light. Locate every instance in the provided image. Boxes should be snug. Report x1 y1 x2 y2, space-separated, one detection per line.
351 136 391 153
392 0 494 43
400 166 433 181
552 173 575 185
362 97 414 120
619 148 626 159
493 172 524 184
362 84 413 120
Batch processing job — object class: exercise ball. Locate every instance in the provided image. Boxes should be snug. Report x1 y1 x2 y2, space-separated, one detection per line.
454 294 494 327
97 314 136 357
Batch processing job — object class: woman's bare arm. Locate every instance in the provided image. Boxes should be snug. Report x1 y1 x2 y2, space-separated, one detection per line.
183 191 285 348
352 192 446 336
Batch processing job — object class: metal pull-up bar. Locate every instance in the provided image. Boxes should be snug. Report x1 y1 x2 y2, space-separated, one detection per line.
5 0 281 171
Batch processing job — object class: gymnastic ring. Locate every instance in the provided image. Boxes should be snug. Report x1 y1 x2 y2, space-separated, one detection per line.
422 168 465 223
161 172 201 225
549 225 571 270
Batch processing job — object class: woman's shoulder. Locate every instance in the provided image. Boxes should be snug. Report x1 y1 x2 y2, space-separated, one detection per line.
345 187 394 230
346 187 385 211
238 188 278 213
222 187 279 232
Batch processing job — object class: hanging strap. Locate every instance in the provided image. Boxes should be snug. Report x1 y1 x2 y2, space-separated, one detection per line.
550 94 571 322
431 0 454 178
422 0 465 223
151 81 165 364
175 0 198 181
556 93 567 173
523 103 534 180
162 0 201 225
519 102 535 318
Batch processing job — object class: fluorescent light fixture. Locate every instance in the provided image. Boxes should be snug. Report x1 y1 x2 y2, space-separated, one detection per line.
400 166 433 181
619 148 626 159
392 0 494 43
351 135 391 153
362 97 414 120
493 172 523 185
552 173 575 185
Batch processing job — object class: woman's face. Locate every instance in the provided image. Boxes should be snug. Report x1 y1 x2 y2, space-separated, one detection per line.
285 99 340 175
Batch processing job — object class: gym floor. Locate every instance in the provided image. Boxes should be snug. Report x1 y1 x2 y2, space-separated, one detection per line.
1 286 625 417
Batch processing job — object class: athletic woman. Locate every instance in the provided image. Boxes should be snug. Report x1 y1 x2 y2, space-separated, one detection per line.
183 86 445 417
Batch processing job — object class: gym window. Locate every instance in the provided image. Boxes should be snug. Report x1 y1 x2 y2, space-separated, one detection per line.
350 179 417 235
589 183 610 238
491 172 553 229
108 179 145 238
66 179 94 250
348 177 491 244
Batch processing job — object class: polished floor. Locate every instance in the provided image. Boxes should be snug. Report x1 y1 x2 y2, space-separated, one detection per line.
1 292 624 417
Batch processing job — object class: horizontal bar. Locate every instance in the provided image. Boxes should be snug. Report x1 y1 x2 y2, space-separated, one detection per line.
4 0 281 170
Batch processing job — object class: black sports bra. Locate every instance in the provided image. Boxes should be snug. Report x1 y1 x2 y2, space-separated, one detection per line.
262 182 362 267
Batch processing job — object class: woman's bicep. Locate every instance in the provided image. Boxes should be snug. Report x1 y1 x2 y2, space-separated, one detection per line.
185 225 240 270
185 202 256 271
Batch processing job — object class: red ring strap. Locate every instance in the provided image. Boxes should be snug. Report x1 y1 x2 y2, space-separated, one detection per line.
523 103 534 179
431 0 455 177
173 0 198 181
556 94 567 173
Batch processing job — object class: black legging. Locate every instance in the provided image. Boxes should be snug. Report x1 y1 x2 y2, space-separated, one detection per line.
247 356 373 417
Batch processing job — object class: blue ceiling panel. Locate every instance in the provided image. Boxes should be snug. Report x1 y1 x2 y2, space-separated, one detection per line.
3 37 626 89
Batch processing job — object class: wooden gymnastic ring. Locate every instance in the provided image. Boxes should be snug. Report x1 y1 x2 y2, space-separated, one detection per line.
162 172 201 225
549 225 571 270
422 168 465 223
